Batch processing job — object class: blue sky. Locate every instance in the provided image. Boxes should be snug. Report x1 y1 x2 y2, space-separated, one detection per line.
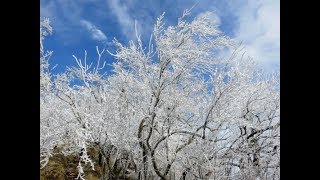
40 0 279 74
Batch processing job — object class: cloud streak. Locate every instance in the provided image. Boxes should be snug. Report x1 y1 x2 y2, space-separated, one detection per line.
107 0 139 41
41 0 114 46
80 19 108 42
40 0 279 72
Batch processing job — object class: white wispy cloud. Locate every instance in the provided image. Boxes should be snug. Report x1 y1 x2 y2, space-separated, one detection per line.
40 0 85 45
107 0 142 41
40 0 55 18
233 0 280 71
41 0 113 46
80 19 108 42
40 0 279 71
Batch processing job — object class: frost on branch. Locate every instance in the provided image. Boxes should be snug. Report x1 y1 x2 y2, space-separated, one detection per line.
40 17 52 53
40 10 279 180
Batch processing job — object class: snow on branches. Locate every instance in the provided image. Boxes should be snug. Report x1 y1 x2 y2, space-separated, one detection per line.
40 10 279 179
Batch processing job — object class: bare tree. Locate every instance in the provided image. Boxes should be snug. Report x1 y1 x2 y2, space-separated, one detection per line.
40 9 279 180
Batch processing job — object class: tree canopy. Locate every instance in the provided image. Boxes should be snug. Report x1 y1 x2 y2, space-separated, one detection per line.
40 10 279 180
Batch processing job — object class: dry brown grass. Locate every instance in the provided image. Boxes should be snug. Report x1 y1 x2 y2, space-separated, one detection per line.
40 146 103 180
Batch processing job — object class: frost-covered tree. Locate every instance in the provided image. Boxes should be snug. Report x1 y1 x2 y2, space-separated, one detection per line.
40 9 279 180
